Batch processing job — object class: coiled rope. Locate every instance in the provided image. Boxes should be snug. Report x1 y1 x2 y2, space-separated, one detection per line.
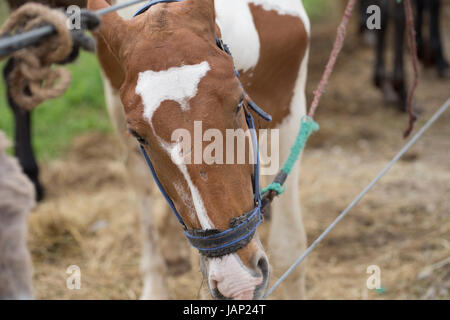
0 3 73 109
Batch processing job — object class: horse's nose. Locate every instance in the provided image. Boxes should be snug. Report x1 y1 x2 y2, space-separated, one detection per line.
208 253 269 300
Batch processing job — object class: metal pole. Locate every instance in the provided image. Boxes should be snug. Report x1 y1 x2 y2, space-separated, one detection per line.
0 0 148 58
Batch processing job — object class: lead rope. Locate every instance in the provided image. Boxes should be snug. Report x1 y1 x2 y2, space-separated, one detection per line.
403 0 420 138
264 0 425 298
261 0 419 207
261 0 357 205
265 98 449 299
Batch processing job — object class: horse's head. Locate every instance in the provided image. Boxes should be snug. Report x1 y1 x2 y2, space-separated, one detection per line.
89 0 269 299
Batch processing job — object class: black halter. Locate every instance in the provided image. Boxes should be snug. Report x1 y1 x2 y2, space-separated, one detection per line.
134 0 271 258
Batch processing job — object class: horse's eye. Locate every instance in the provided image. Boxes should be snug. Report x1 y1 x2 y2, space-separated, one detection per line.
235 95 245 114
136 136 147 145
129 129 147 145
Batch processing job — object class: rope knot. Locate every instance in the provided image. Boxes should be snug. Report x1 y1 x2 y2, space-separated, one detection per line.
0 3 74 110
261 182 285 196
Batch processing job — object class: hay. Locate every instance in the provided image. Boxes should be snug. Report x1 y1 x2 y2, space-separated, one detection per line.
26 8 450 299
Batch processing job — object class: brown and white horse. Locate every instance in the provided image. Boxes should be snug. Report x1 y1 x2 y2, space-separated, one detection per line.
88 0 310 300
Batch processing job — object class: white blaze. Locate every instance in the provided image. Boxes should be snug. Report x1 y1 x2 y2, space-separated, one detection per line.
135 61 212 228
164 142 214 229
135 62 211 126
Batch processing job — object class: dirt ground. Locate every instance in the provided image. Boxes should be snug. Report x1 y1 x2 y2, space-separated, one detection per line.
28 6 449 300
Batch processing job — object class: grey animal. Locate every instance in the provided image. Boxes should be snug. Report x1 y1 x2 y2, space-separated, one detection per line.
0 131 35 300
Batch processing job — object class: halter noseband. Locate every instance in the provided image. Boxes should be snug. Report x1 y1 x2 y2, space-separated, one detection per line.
134 0 271 258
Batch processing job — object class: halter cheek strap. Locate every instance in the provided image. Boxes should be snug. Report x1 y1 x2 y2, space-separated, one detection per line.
139 144 187 229
135 0 270 257
138 112 263 257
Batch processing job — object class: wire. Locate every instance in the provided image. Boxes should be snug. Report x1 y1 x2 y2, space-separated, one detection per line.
0 0 148 57
264 98 450 299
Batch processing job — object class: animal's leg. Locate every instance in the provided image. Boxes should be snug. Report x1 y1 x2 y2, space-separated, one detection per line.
358 0 367 34
189 247 210 300
102 79 168 299
428 0 449 78
415 0 426 62
358 0 377 46
267 136 306 299
374 0 389 89
158 205 191 276
268 161 305 299
393 0 407 111
267 56 308 299
0 132 35 299
126 141 169 300
134 172 169 299
3 59 44 201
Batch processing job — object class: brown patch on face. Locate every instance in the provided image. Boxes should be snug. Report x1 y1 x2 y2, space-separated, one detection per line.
241 4 309 129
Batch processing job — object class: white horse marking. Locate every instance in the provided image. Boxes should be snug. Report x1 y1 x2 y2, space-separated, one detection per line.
135 61 212 228
173 181 196 222
215 0 261 72
215 0 309 73
135 62 211 127
164 142 214 229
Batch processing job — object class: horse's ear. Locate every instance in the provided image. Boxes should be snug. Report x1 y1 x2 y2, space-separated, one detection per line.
185 0 216 37
87 0 129 59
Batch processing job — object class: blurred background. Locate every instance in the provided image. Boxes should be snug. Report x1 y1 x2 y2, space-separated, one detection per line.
0 0 449 299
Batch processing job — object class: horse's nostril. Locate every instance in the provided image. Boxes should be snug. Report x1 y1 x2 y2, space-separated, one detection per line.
256 255 269 278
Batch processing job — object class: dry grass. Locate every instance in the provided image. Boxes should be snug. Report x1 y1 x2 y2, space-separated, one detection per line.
26 6 450 300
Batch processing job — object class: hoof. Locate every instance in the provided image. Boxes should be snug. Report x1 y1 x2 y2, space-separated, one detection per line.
381 81 401 105
438 66 450 79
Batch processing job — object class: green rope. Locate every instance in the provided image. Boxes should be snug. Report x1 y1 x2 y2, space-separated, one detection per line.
261 182 285 195
261 116 319 196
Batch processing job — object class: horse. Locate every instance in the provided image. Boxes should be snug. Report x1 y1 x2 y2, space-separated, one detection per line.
359 0 449 110
88 0 310 300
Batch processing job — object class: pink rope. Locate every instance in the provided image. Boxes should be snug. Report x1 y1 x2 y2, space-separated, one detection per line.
308 0 357 118
308 0 419 139
403 0 419 138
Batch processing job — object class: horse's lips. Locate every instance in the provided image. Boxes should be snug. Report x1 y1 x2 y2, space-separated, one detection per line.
232 290 255 300
208 254 263 300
